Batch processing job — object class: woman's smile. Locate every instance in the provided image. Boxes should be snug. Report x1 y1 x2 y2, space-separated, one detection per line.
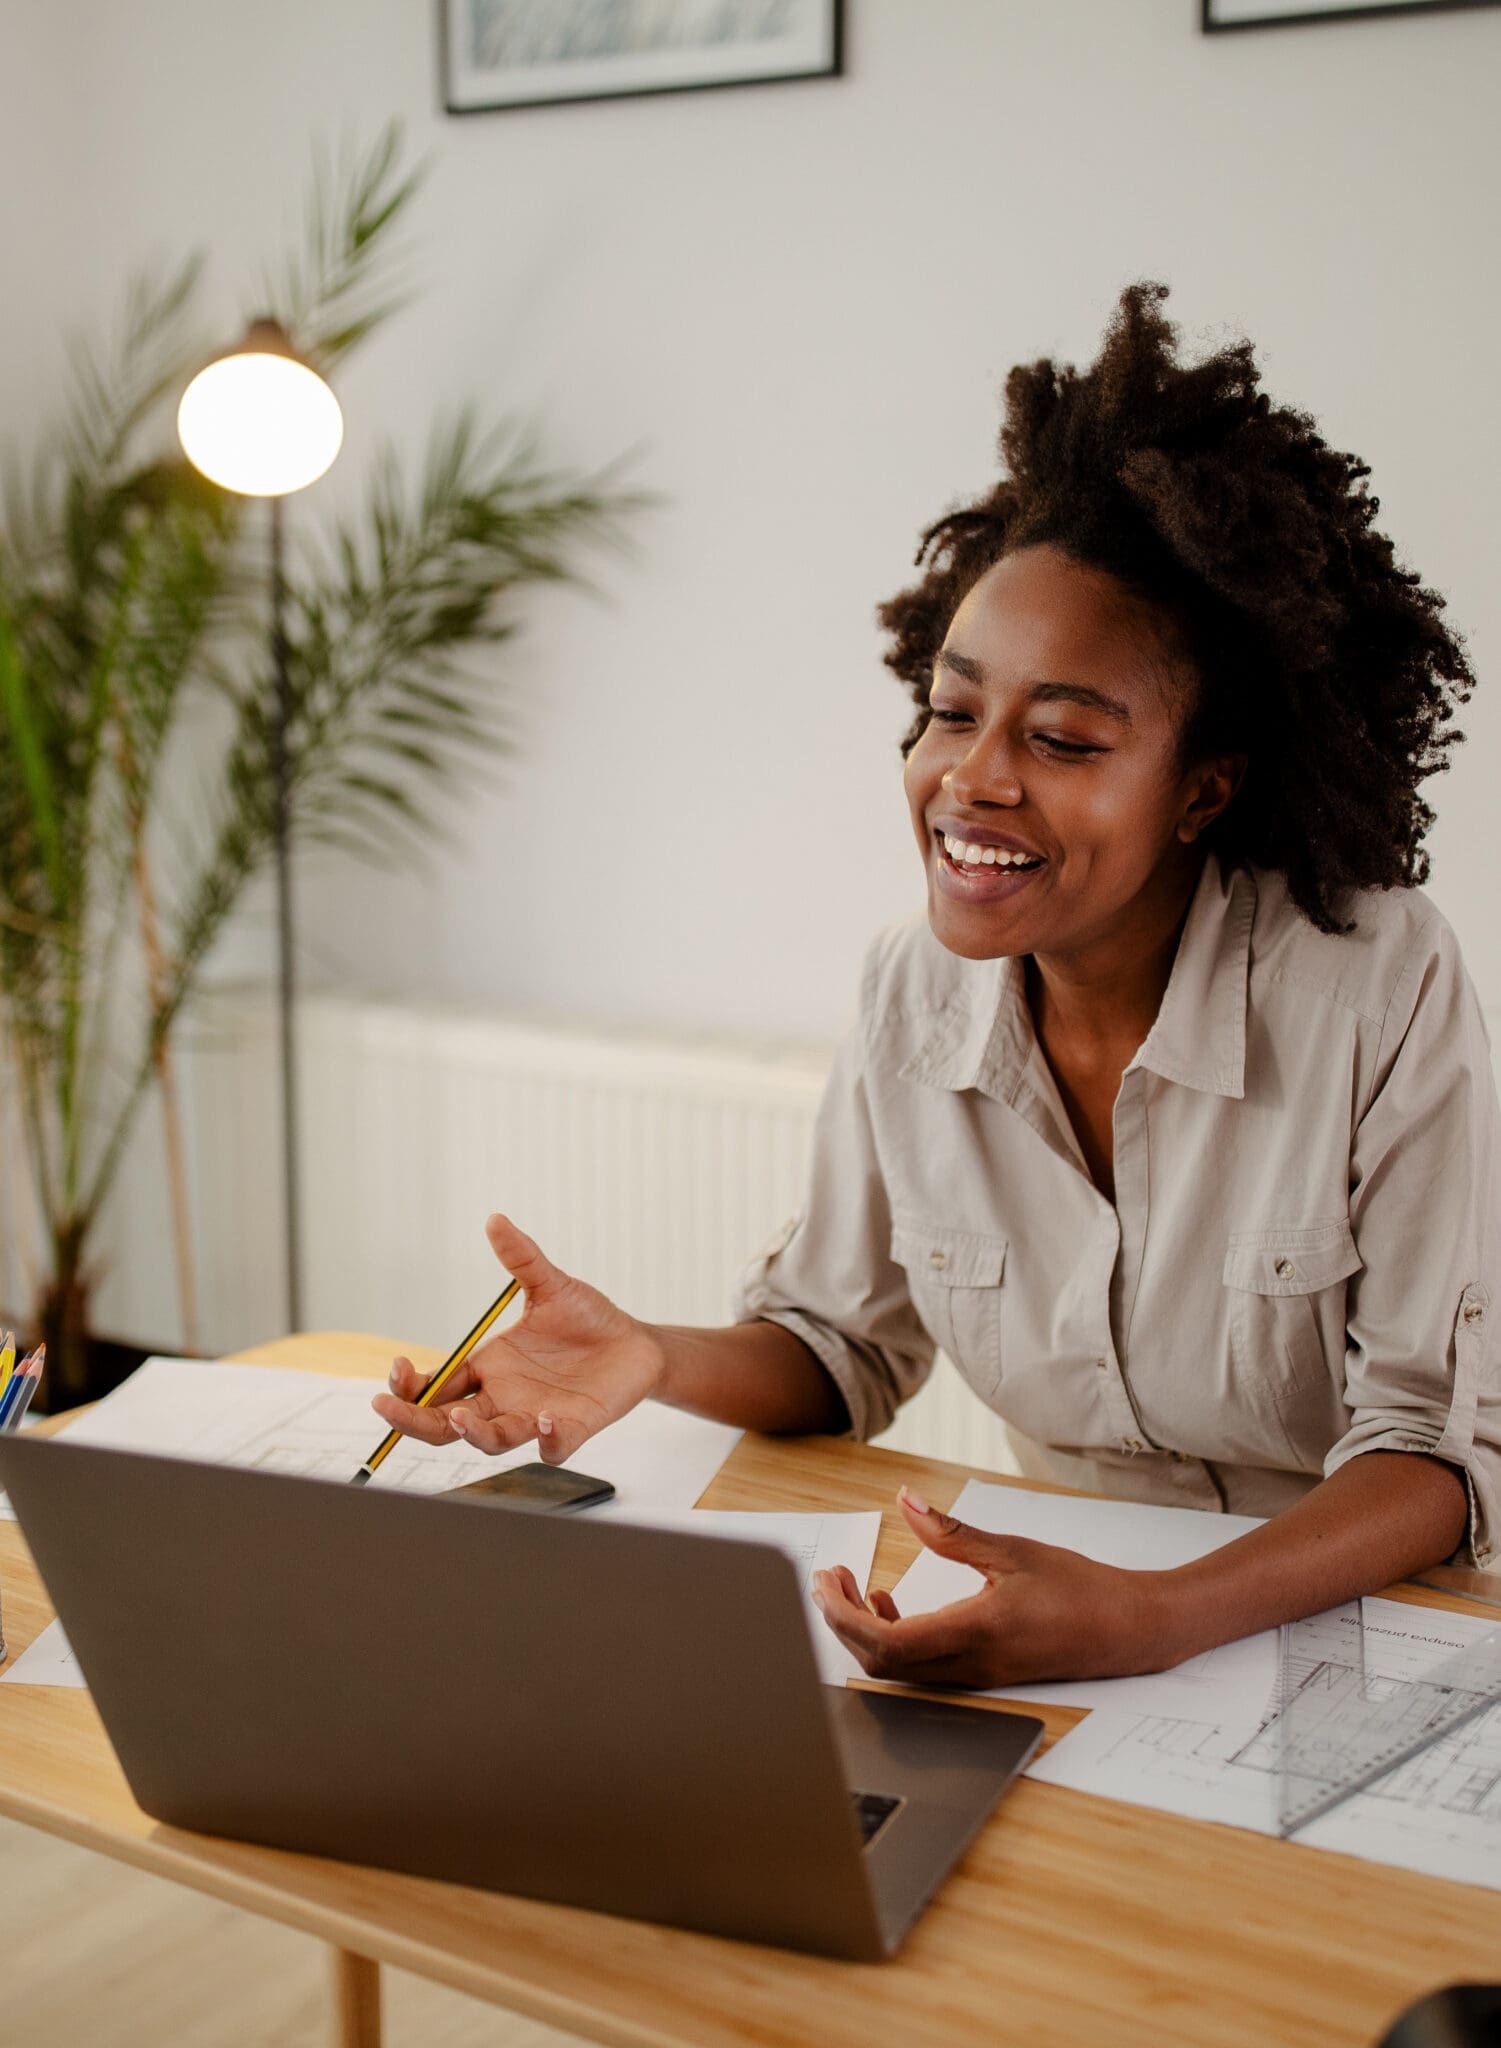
902 544 1238 974
932 819 1050 903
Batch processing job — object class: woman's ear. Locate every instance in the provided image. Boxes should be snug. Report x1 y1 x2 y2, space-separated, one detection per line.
1176 755 1247 844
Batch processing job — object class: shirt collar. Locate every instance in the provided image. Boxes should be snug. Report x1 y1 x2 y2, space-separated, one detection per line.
1134 854 1253 1100
895 954 1017 1100
898 854 1255 1104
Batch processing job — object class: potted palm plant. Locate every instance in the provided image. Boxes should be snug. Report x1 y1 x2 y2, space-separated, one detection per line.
0 125 639 1408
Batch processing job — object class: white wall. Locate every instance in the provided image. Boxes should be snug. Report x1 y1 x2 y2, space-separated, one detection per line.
4 0 1499 1056
4 1 1501 1355
0 6 95 420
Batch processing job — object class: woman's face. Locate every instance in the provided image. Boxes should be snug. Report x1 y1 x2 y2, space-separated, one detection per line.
903 543 1233 965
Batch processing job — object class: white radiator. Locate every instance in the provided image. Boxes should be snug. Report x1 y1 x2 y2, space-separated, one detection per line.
0 987 1018 1471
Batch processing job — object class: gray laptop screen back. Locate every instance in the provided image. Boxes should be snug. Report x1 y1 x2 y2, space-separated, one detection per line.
0 1436 885 1955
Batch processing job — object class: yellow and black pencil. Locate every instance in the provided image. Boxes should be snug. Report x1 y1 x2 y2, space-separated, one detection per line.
348 1277 521 1486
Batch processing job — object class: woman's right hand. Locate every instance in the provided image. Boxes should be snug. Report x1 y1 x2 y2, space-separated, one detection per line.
370 1213 665 1464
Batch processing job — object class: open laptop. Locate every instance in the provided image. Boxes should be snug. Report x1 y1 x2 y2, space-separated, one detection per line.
0 1435 1042 1960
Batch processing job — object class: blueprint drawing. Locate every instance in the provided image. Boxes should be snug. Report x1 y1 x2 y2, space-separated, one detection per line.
1029 1598 1501 1890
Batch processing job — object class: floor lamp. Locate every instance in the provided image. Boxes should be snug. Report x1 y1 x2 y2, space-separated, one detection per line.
177 320 343 1334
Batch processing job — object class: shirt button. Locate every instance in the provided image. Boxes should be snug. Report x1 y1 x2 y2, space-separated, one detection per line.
1095 1358 1109 1373
1275 1257 1297 1280
1464 1301 1485 1327
928 1249 948 1272
1120 1437 1144 1455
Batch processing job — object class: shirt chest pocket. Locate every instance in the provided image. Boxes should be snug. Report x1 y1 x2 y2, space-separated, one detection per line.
891 1215 1007 1377
1222 1220 1362 1469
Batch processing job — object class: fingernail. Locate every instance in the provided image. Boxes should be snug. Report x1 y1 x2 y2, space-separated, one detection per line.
388 1365 400 1389
899 1486 931 1516
450 1409 469 1437
537 1412 554 1437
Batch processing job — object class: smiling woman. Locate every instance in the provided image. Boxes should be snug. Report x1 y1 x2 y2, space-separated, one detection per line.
896 539 1249 1197
373 282 1500 1693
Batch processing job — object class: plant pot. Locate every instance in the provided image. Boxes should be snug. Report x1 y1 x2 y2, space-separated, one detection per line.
34 1331 152 1415
34 1252 153 1413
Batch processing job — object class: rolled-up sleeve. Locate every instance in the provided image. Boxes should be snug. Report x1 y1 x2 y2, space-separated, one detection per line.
732 951 936 1439
1327 915 1501 1565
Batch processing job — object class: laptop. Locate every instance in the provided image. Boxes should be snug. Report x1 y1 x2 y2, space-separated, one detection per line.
0 1435 1042 1960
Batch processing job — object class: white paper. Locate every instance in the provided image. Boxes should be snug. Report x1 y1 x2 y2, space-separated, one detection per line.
613 1507 882 1684
0 1616 84 1687
0 1356 742 1520
889 1478 1279 1718
1031 1597 1501 1891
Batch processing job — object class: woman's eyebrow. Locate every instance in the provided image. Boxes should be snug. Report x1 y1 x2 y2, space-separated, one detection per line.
1030 680 1134 726
934 647 986 684
933 648 1134 726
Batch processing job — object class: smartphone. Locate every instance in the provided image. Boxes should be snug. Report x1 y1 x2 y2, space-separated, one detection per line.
447 1463 616 1512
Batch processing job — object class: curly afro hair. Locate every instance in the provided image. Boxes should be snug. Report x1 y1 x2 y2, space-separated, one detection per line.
879 281 1473 932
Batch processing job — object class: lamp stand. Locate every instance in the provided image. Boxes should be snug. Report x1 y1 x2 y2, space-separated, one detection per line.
270 493 302 1333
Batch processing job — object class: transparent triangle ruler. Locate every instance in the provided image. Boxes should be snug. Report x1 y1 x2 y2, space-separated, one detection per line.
1269 1599 1501 1836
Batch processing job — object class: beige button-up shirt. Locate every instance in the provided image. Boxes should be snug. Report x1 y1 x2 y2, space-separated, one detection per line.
735 856 1500 1565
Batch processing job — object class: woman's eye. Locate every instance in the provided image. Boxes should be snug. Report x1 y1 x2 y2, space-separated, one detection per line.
928 706 972 727
1034 733 1104 758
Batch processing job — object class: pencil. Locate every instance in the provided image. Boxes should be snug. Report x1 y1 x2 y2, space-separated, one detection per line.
0 1346 22 1428
0 1348 43 1432
348 1276 522 1486
0 1331 14 1401
0 1346 37 1431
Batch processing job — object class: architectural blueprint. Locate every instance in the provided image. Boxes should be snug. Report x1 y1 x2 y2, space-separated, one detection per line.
1029 1597 1501 1890
0 1356 742 1516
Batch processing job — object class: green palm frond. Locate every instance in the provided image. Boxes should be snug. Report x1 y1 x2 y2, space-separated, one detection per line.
253 117 424 368
0 123 648 1266
1 125 424 1243
61 255 207 483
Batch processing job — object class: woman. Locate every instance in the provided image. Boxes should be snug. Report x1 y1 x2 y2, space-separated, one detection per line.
374 282 1498 1689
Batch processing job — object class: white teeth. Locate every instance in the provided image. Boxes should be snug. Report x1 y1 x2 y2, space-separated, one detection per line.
942 831 1042 870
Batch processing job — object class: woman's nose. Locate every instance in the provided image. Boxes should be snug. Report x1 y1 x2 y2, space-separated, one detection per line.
942 737 1023 808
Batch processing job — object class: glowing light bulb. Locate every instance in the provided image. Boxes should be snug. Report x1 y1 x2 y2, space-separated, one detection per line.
177 346 343 497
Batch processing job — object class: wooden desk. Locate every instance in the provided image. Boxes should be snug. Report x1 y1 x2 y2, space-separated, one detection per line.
1 1332 1497 2048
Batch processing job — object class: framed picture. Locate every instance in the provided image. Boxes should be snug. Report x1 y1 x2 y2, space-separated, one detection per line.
1204 0 1498 28
442 0 844 115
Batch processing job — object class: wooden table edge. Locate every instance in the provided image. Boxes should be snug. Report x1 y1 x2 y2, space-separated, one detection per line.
4 1333 1500 2048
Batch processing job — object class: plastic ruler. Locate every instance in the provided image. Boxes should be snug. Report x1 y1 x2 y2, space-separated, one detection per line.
1268 1599 1501 1836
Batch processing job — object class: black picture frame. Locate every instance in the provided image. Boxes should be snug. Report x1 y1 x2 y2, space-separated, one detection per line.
1204 0 1499 30
441 0 844 116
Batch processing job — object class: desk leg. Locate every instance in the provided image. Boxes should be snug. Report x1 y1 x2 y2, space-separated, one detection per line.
329 1946 382 2048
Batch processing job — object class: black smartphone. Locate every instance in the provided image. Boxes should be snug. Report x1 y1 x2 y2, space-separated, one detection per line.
447 1463 616 1512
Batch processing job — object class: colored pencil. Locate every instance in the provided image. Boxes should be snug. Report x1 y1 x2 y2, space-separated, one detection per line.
3 1349 43 1430
348 1277 522 1486
0 1355 20 1429
0 1347 43 1431
0 1346 37 1430
0 1331 14 1400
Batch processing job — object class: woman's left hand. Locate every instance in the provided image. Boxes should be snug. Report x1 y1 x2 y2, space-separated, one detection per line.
811 1487 1177 1689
